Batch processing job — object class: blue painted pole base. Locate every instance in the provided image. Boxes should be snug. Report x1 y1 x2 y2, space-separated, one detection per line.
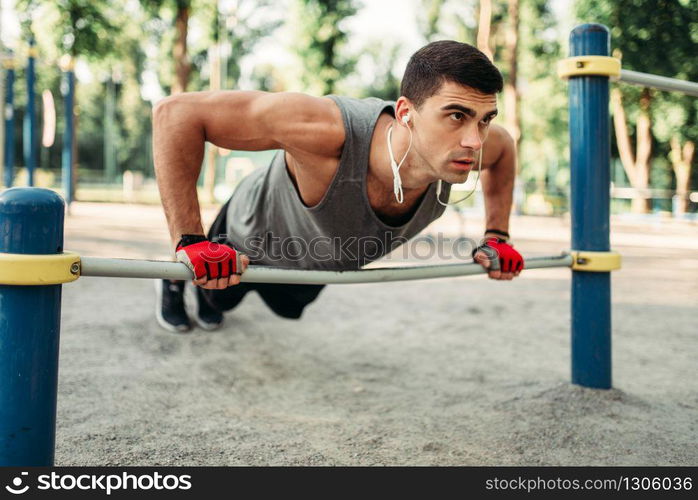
0 187 65 466
571 272 612 389
568 23 613 390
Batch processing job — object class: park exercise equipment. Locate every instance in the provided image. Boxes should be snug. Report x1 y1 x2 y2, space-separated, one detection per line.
557 24 697 389
2 23 696 466
1 250 572 285
2 45 76 208
0 186 579 467
2 54 15 188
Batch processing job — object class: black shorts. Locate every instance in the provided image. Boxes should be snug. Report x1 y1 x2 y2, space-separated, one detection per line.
199 197 325 319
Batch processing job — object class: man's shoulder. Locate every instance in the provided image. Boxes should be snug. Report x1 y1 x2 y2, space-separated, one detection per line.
324 94 395 112
325 93 394 104
482 124 515 165
323 94 396 137
487 124 515 147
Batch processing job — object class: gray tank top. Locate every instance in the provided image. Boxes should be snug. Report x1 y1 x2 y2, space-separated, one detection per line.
224 94 451 271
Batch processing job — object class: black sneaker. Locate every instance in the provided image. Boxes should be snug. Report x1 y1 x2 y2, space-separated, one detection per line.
185 281 225 331
154 279 192 333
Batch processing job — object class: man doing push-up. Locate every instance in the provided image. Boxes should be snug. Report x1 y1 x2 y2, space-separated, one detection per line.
152 40 524 332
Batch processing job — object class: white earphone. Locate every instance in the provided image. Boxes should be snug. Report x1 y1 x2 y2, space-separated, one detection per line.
386 111 414 204
435 143 484 207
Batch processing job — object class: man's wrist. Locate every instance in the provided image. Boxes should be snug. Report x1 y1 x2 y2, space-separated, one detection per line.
484 228 510 242
176 233 208 248
173 232 207 252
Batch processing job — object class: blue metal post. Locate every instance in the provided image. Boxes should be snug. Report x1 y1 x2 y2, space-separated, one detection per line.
23 38 37 186
61 61 74 206
0 187 65 466
3 58 14 188
568 24 612 389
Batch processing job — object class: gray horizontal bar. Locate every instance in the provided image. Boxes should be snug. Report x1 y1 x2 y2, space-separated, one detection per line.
620 70 698 97
79 254 573 285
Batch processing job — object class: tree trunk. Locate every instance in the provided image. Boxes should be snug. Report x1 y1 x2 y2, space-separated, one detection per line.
632 88 653 213
610 88 636 185
610 87 653 213
503 0 520 150
172 1 191 95
669 136 695 215
423 0 445 41
477 0 493 61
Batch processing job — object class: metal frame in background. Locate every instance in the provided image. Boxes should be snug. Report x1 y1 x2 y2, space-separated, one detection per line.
561 23 698 389
620 69 698 97
78 254 573 284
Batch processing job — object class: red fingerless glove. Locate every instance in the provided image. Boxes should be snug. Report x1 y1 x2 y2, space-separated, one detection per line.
472 237 525 273
175 234 244 280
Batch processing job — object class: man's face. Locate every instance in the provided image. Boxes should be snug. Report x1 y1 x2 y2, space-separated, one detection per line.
407 80 498 184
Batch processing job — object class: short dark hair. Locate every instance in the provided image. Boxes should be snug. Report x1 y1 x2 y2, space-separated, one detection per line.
400 40 503 109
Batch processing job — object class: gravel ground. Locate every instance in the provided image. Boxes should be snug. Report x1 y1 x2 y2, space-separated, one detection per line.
55 202 698 465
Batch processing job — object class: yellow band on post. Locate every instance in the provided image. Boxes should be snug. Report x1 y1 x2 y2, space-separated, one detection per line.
58 55 75 72
0 252 81 285
558 56 621 80
570 250 621 272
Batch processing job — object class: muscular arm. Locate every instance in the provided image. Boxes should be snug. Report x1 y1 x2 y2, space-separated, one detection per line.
152 90 343 252
472 126 521 281
152 96 208 251
479 125 516 238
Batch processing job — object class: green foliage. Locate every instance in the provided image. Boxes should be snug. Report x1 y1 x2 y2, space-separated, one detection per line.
72 3 154 176
10 0 693 200
11 0 154 178
139 0 192 95
418 0 478 45
9 0 286 184
140 0 281 93
140 0 191 17
419 0 446 41
192 0 283 91
577 0 698 79
354 40 402 101
576 0 698 192
223 1 283 90
293 0 360 95
18 0 120 58
249 63 286 92
517 0 567 191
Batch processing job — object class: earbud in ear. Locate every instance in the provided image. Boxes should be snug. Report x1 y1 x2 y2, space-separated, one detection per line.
401 113 411 125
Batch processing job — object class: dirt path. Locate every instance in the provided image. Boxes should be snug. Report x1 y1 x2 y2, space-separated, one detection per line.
55 202 698 465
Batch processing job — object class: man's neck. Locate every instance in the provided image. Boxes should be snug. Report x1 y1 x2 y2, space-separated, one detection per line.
370 117 436 205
